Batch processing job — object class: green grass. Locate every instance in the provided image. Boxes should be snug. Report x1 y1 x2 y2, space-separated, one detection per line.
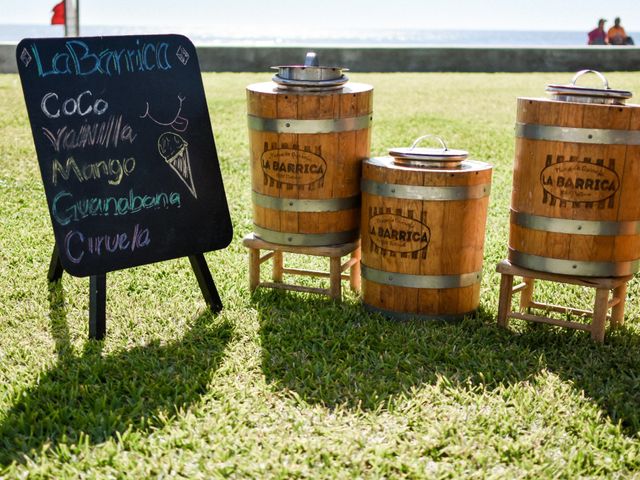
2 72 640 478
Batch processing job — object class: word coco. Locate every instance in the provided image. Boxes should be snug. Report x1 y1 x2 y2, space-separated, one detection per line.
41 90 108 119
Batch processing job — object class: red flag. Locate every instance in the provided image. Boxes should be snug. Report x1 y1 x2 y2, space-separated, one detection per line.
51 1 65 25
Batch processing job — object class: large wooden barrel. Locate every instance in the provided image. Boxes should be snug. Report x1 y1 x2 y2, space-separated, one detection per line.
247 53 373 246
361 137 492 320
510 70 640 276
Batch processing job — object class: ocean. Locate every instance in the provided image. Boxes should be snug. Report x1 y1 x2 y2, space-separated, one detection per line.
2 23 638 46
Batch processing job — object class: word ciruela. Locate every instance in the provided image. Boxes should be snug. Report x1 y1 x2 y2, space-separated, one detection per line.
52 189 181 226
64 223 150 265
30 39 171 77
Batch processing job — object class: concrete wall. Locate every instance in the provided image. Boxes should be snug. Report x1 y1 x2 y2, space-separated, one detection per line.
3 42 639 73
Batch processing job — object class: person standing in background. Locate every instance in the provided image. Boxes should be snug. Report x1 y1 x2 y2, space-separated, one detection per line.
608 17 635 45
588 18 608 45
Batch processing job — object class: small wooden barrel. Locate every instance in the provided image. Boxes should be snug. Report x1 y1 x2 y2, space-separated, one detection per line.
510 70 640 276
361 136 492 320
247 53 373 246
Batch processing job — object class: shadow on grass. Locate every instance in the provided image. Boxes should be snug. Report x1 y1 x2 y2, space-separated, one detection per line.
0 281 232 467
509 323 640 434
255 289 640 434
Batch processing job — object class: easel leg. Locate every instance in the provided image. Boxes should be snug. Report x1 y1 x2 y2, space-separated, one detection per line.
48 245 64 283
189 254 223 313
89 274 106 340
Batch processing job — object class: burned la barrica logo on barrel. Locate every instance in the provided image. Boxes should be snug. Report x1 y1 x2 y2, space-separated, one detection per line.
261 143 326 190
368 210 430 259
540 155 619 208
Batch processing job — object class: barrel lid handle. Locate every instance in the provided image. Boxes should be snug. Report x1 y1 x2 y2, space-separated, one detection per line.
571 69 610 90
304 52 320 67
409 134 449 152
545 70 632 105
389 134 468 168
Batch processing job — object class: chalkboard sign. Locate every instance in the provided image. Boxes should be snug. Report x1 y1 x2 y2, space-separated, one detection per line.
16 34 232 277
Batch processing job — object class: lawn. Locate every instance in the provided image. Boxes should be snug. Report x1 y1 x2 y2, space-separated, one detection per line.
1 71 640 478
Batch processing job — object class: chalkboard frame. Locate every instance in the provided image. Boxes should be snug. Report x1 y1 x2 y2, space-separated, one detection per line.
16 34 233 278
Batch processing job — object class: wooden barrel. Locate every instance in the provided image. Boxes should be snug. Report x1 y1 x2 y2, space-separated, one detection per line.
510 71 640 276
247 55 373 246
361 137 492 320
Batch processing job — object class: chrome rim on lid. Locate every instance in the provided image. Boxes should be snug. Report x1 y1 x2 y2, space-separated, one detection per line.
272 52 349 91
545 69 632 105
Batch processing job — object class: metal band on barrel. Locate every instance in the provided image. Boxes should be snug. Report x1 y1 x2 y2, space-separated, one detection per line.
511 210 640 236
515 122 640 145
508 249 640 276
361 264 481 289
361 178 491 201
253 225 358 246
248 114 372 133
363 304 476 322
252 191 360 212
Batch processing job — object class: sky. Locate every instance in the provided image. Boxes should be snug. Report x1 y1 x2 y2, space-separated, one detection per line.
3 0 640 32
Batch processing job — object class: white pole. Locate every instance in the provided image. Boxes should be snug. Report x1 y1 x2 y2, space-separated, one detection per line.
64 0 80 37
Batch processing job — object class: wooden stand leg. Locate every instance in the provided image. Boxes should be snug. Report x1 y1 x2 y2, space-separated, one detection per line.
329 256 342 300
349 248 361 292
591 288 610 343
497 273 514 328
520 277 535 312
248 248 260 292
89 274 106 340
272 251 283 283
610 283 628 329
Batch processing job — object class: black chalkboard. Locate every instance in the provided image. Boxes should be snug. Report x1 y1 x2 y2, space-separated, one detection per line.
16 34 232 277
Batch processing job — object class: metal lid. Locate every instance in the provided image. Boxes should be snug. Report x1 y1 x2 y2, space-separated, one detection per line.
271 52 349 90
389 135 469 169
546 70 632 105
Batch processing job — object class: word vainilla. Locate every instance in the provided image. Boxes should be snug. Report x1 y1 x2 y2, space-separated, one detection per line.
42 115 137 153
31 39 171 77
52 189 181 226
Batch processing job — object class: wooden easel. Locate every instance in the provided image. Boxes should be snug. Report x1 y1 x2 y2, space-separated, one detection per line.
496 259 631 343
242 233 360 300
48 245 222 340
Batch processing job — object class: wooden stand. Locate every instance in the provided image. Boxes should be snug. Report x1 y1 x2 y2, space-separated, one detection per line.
496 260 631 343
242 233 360 300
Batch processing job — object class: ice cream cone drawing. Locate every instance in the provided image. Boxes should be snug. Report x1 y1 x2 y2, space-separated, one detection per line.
158 132 197 199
